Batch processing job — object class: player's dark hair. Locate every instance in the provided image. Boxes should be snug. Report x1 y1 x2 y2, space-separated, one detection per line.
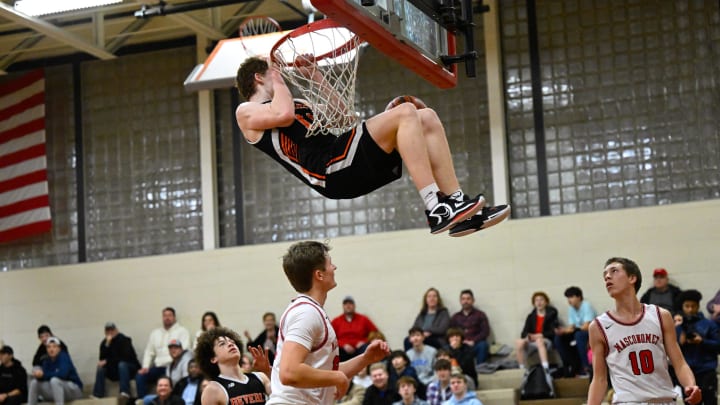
460 289 474 298
163 307 176 316
564 286 583 299
408 326 423 336
605 257 642 292
194 326 244 378
236 57 269 100
420 287 445 314
282 241 331 293
37 325 52 336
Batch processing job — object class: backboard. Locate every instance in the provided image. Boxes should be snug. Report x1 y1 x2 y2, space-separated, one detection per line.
310 0 459 88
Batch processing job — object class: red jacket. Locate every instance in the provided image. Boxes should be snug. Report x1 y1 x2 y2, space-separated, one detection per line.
331 313 378 347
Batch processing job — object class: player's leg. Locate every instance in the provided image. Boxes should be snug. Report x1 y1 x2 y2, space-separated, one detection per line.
365 102 434 191
365 104 483 233
416 107 460 194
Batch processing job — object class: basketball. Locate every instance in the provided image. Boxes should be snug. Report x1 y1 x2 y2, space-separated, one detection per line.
384 95 427 111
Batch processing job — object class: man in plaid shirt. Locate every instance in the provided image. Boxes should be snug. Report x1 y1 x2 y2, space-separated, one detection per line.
425 359 452 405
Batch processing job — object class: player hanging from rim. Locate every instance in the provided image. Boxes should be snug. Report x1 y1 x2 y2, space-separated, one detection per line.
587 257 702 405
234 56 510 237
267 241 390 405
195 327 271 405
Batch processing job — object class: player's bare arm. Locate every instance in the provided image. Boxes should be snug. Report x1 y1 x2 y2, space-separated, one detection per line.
201 381 228 405
338 339 390 378
587 320 609 405
236 68 295 142
659 308 702 405
278 341 348 399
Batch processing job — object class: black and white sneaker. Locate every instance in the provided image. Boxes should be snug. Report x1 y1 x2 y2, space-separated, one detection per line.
426 192 485 234
448 204 511 237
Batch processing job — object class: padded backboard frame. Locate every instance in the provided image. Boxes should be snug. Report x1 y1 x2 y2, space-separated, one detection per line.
310 0 457 89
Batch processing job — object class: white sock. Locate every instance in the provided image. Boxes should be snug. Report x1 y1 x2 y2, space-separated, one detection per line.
542 361 549 369
519 364 525 369
420 183 440 210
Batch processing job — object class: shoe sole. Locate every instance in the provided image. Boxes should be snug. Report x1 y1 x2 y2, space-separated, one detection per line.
449 204 511 237
431 196 485 234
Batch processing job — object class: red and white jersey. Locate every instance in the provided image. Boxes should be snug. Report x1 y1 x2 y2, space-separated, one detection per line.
267 295 339 405
594 304 677 404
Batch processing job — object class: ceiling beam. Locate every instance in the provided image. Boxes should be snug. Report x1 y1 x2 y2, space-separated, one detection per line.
0 2 116 60
167 14 225 40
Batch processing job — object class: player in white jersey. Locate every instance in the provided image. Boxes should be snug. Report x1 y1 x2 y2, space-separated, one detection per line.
267 241 390 405
587 257 701 405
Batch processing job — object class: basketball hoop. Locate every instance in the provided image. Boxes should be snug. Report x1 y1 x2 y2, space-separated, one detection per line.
239 16 282 56
271 19 364 136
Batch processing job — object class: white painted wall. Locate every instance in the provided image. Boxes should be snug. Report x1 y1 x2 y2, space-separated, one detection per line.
1 199 718 388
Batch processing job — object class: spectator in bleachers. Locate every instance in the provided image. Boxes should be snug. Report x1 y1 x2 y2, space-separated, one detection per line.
706 289 720 323
444 329 477 388
28 337 83 405
640 268 682 314
148 377 183 405
167 339 193 387
170 359 202 405
353 365 373 389
387 351 423 400
392 376 428 405
244 312 278 366
193 312 220 349
449 289 491 366
444 373 482 405
240 353 254 374
337 378 366 405
0 345 27 405
332 296 380 362
425 359 452 405
676 289 720 405
92 322 140 399
363 362 400 405
515 291 559 374
32 326 68 367
136 307 191 399
554 286 596 377
406 327 436 387
433 350 474 391
405 288 450 350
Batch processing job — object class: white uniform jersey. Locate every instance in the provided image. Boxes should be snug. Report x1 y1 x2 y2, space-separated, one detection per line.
267 295 339 405
594 304 677 404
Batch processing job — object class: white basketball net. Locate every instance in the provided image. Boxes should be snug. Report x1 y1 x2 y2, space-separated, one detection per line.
272 21 363 136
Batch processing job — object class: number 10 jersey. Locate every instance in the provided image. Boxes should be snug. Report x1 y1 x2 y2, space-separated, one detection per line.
594 304 677 403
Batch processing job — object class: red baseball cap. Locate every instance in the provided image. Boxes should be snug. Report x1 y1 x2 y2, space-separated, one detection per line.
653 268 668 277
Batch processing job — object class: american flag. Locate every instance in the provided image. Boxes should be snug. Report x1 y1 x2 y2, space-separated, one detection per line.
0 70 51 243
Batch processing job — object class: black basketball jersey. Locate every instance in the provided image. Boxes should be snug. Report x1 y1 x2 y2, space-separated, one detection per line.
247 99 402 199
214 373 266 405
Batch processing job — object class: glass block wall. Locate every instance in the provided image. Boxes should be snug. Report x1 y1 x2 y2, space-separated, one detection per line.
81 47 202 260
216 32 493 245
502 0 720 218
0 66 79 270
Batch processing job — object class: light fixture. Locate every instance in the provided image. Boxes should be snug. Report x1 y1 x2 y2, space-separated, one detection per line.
13 0 123 17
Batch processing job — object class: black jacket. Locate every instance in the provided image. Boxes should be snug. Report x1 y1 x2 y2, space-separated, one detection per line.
171 377 202 405
246 327 279 365
362 385 400 405
99 333 141 380
0 358 28 401
520 305 560 340
640 284 682 313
